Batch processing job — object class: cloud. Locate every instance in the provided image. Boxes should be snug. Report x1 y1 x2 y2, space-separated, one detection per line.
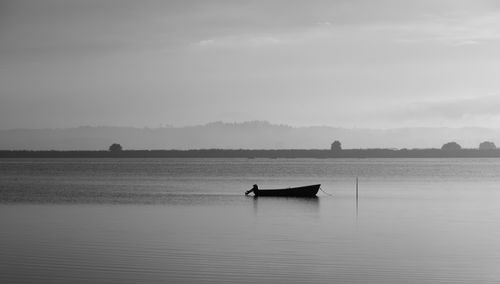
412 96 500 118
387 12 500 45
192 10 500 51
380 95 500 127
194 35 283 48
190 22 358 50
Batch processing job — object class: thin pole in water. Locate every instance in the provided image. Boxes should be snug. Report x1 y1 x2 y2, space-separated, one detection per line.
356 176 358 201
356 176 359 217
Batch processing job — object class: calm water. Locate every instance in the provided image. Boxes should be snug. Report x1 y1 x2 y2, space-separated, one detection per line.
1 158 500 283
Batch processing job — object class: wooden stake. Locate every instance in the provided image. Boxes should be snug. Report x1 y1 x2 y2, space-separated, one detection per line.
356 176 358 201
356 176 359 218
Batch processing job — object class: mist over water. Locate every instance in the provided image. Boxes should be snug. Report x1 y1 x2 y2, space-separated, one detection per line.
3 124 500 150
1 158 500 283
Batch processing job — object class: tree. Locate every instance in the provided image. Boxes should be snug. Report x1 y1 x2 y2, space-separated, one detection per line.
479 141 496 150
109 143 123 152
331 140 342 151
441 141 461 150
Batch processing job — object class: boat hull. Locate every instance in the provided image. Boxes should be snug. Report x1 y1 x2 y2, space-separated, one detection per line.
254 184 320 197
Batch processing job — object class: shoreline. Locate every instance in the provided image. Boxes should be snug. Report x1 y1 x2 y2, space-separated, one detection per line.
2 149 500 158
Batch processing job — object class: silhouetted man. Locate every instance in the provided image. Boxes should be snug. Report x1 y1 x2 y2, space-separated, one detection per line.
245 184 259 195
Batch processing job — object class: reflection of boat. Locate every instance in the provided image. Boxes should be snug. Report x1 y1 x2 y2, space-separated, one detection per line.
247 184 320 197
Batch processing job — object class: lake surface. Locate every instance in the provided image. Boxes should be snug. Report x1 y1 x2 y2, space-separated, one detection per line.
1 158 500 283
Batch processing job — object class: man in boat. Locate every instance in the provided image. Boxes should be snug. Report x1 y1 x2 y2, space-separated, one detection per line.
245 184 259 195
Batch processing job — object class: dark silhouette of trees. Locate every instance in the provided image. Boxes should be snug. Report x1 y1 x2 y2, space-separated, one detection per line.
331 140 342 151
441 141 461 150
109 143 123 152
479 141 496 150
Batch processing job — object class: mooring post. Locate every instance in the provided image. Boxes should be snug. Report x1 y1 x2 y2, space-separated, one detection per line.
356 176 358 202
356 176 359 217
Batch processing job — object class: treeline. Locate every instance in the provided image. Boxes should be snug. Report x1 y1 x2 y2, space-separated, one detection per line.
3 149 500 158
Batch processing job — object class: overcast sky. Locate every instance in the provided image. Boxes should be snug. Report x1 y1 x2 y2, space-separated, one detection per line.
2 0 500 129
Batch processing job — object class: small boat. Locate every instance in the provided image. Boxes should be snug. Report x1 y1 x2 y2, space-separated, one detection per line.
245 184 320 197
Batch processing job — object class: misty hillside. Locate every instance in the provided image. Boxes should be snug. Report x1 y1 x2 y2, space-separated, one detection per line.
1 121 500 150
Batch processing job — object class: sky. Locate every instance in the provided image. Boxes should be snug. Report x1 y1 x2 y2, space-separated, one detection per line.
2 0 500 129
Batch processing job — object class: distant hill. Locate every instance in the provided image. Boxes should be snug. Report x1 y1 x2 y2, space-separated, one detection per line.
1 121 500 150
